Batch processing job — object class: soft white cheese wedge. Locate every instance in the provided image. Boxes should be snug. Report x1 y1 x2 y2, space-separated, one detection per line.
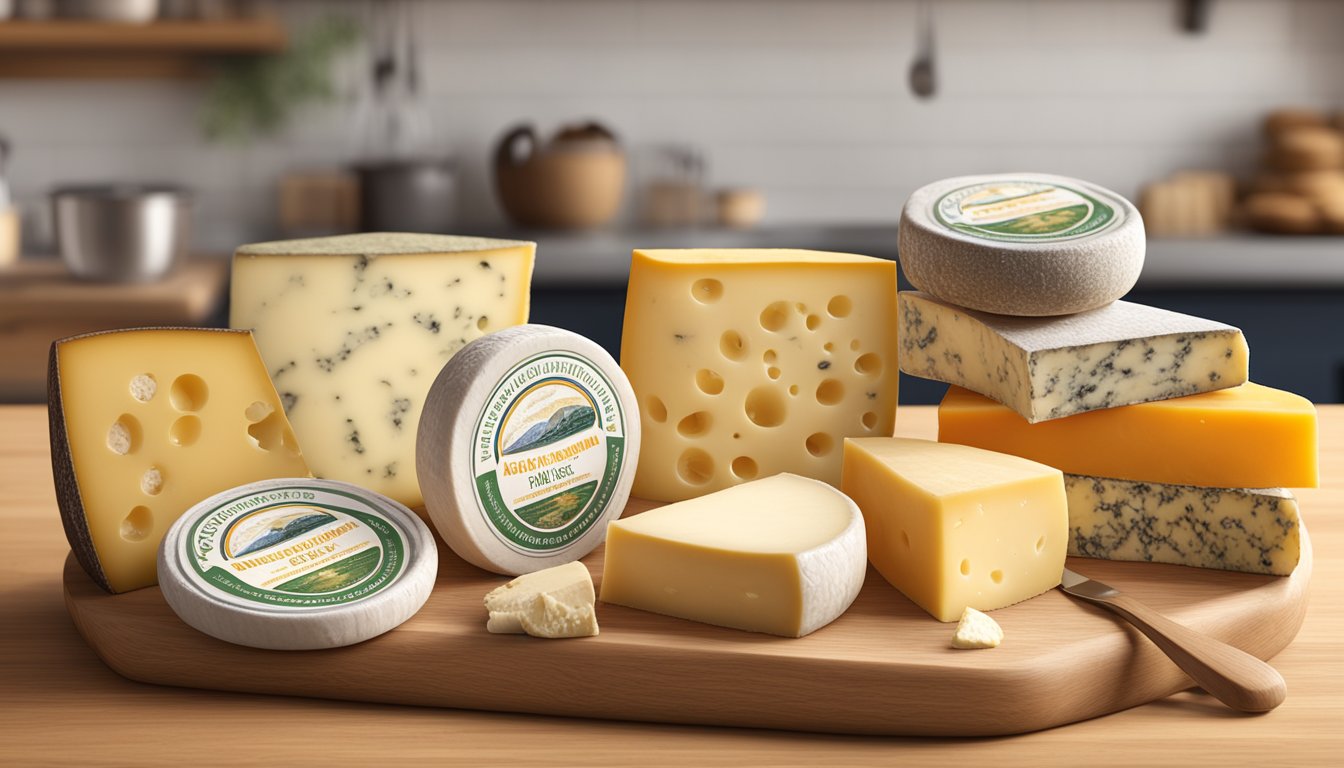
600 473 867 637
484 561 596 636
951 607 1004 650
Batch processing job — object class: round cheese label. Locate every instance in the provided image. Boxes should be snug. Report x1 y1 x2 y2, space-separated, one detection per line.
470 350 630 557
183 482 411 609
932 179 1121 243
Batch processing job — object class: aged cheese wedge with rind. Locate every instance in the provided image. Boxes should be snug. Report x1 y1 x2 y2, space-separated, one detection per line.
899 173 1146 316
900 291 1249 423
158 478 437 650
940 383 1319 489
842 438 1067 623
418 325 640 576
484 561 596 635
599 473 866 637
620 248 898 502
951 607 1004 649
49 327 310 594
1066 474 1300 575
230 232 535 508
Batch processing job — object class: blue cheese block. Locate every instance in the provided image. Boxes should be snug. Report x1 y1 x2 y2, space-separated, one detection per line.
1065 474 1300 576
900 291 1248 422
230 233 535 508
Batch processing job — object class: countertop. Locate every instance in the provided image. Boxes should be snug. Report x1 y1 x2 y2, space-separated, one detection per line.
481 227 1344 289
1 404 1341 766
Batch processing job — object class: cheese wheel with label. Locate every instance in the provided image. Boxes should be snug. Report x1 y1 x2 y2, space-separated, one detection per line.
158 478 437 650
417 325 641 575
899 173 1145 316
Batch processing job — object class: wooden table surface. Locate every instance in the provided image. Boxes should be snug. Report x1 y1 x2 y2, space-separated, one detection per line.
1 404 1341 766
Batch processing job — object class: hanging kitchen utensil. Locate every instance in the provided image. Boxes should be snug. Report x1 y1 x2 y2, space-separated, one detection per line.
909 0 937 99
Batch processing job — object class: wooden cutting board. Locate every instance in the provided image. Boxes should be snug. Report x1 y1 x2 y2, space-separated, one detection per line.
63 509 1311 738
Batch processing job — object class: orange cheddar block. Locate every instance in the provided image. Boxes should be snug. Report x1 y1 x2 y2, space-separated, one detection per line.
938 383 1318 489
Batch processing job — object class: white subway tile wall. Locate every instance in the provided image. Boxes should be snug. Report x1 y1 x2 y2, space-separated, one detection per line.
0 0 1341 251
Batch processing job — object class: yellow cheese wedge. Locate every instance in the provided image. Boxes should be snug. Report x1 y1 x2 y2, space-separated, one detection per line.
49 328 310 593
620 248 898 502
599 473 867 637
842 437 1067 622
939 383 1319 488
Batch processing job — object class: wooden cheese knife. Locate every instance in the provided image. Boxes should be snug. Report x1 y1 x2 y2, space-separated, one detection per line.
1059 567 1287 713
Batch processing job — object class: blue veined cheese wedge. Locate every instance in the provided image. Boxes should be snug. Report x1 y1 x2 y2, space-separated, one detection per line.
230 233 535 508
1065 474 1300 576
899 291 1249 422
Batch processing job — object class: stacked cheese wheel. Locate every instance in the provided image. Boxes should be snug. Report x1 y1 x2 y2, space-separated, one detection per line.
896 173 1317 586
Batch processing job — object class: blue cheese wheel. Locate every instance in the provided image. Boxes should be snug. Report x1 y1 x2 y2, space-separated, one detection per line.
158 478 437 650
417 325 641 576
899 173 1145 316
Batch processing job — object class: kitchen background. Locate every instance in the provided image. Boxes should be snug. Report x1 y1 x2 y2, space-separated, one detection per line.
2 0 1343 403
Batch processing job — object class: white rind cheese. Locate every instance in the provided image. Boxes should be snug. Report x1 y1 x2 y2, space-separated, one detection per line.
900 291 1249 422
951 607 1003 649
230 232 535 508
1065 474 1300 576
599 473 867 638
899 173 1145 316
158 478 438 650
484 561 596 636
418 325 640 576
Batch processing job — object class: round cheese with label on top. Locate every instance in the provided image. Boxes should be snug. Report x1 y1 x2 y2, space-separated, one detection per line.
417 324 641 576
158 478 437 650
899 173 1145 317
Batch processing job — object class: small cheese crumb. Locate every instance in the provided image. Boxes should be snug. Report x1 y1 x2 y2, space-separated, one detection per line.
483 561 597 638
140 467 163 496
951 607 1003 649
129 374 157 403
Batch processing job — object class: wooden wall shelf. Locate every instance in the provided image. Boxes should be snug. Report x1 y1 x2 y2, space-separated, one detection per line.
0 19 287 78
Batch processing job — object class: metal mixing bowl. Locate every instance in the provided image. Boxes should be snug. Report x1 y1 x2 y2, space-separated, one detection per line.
52 184 192 282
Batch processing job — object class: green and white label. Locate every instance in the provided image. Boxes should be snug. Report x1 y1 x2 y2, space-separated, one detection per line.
471 351 628 557
933 180 1119 242
186 484 408 609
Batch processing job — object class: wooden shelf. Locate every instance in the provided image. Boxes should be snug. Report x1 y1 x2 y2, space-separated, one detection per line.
0 18 286 78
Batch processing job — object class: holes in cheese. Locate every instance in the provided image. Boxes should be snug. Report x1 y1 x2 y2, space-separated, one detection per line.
805 432 833 457
760 301 790 332
107 414 140 455
805 314 821 331
855 353 882 376
842 437 1067 623
140 466 164 496
129 374 157 403
827 295 852 317
646 396 668 423
861 411 878 430
691 278 723 304
719 330 747 361
677 411 713 437
121 506 152 542
744 386 786 427
816 379 844 405
677 448 714 486
730 456 758 479
49 327 310 593
169 374 208 412
695 369 724 395
169 415 201 447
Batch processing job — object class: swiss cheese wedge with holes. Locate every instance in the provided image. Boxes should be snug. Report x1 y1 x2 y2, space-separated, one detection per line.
620 249 898 502
48 328 310 593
